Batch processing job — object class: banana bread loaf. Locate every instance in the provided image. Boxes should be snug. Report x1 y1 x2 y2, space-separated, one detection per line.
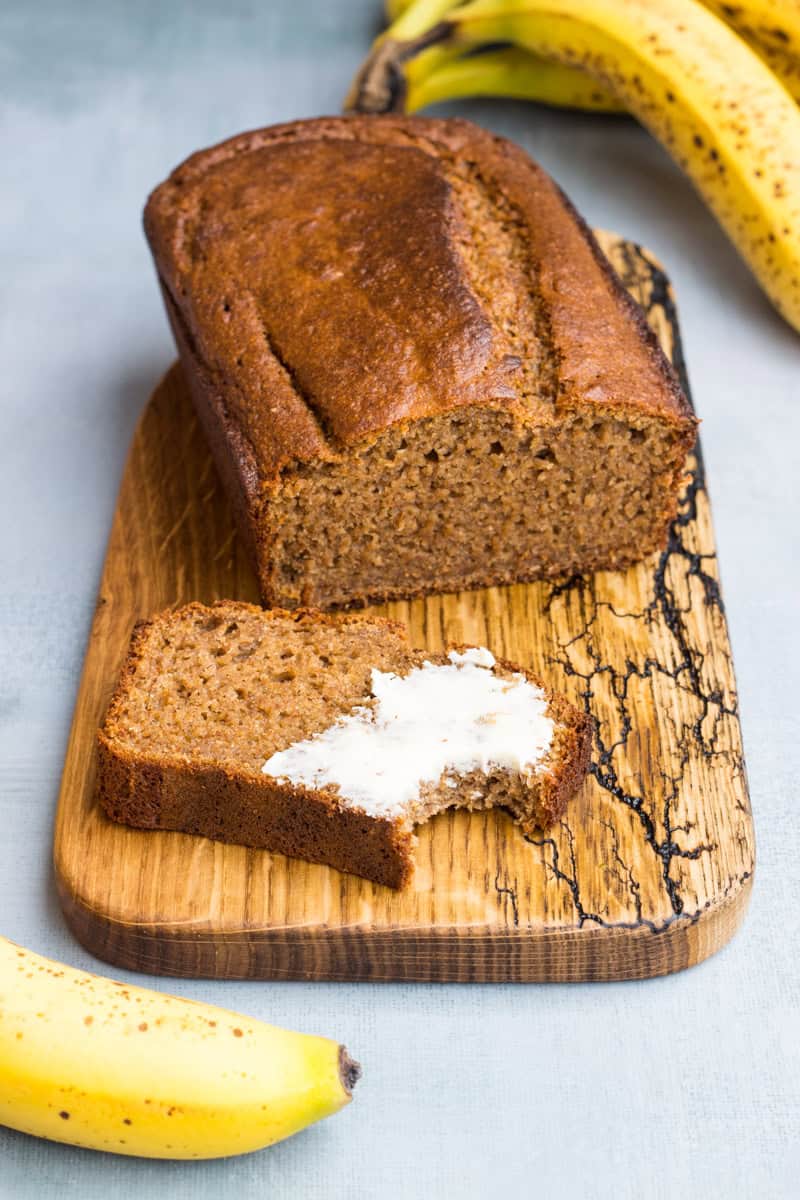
144 116 696 609
97 603 591 889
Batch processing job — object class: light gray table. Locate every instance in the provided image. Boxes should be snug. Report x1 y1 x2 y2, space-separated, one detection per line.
2 2 798 1196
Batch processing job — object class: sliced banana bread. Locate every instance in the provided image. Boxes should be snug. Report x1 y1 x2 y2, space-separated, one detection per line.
144 115 696 610
97 602 591 888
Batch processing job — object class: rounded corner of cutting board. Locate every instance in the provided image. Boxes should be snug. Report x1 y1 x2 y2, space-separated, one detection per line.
651 864 755 979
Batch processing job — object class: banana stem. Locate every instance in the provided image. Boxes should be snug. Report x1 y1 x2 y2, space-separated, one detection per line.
346 0 469 110
339 1047 362 1094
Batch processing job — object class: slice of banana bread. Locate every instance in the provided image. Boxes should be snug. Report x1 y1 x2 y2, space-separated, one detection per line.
144 115 696 610
97 602 591 889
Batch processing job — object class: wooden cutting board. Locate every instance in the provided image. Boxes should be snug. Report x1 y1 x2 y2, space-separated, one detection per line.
54 233 754 982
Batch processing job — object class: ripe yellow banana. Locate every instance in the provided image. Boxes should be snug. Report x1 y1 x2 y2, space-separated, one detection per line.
350 0 800 333
372 0 621 111
702 0 800 101
405 43 624 111
0 935 358 1158
387 0 800 102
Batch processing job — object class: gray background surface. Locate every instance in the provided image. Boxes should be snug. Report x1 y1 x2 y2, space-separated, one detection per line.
1 1 798 1196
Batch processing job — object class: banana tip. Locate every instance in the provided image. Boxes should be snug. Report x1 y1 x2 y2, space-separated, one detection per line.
339 1046 362 1095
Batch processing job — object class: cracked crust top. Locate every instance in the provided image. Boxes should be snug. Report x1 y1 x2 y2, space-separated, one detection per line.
144 115 694 486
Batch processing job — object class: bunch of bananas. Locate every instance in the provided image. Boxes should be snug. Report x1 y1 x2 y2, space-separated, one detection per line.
0 935 357 1158
347 0 800 333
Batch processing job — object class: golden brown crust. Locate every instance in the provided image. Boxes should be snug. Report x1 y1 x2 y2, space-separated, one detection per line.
527 689 594 830
97 740 418 890
97 604 590 889
145 115 697 612
144 114 695 487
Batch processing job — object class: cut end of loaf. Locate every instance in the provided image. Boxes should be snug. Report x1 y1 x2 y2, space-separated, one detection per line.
97 604 592 888
266 403 693 610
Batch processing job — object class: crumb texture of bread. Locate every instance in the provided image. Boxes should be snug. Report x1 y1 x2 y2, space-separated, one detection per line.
144 115 697 609
98 603 591 889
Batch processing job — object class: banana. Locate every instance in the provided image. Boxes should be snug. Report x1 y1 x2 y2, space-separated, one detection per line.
386 0 800 100
369 0 621 111
406 44 624 111
387 0 465 38
701 0 800 101
0 935 358 1159
350 0 800 333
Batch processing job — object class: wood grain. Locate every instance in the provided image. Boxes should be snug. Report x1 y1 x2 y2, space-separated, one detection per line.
53 234 754 982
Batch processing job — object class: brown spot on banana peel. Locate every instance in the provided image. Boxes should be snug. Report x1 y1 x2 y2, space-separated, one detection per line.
344 23 451 113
